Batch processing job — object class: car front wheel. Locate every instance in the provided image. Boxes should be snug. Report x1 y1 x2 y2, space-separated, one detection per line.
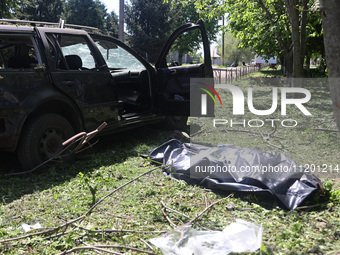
17 114 75 170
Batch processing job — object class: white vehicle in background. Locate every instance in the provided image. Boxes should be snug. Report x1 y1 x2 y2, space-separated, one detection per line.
252 55 277 66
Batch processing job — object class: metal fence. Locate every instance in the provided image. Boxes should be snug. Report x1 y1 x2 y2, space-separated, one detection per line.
213 64 269 84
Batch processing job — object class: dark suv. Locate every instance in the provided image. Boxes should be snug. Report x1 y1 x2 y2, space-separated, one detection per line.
0 19 212 170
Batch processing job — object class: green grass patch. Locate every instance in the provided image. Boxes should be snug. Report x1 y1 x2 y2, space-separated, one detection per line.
0 75 339 254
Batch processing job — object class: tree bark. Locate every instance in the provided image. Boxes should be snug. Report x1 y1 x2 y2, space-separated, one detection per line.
319 0 340 132
286 0 303 80
300 0 308 69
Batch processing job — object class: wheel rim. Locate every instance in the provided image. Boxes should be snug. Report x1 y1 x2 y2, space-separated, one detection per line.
39 128 65 160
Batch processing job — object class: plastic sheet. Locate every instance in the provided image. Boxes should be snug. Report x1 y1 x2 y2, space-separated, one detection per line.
149 219 262 255
22 222 42 232
148 139 323 210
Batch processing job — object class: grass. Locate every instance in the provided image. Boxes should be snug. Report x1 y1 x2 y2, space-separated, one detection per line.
0 67 339 254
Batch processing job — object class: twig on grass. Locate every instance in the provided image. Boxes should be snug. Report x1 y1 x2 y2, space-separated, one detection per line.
55 245 155 255
81 241 102 254
161 207 177 228
188 194 233 225
190 128 206 137
295 203 329 210
84 165 165 217
139 237 154 250
161 201 210 230
224 129 284 140
311 128 339 133
0 216 84 244
161 201 191 220
256 124 284 150
74 226 166 234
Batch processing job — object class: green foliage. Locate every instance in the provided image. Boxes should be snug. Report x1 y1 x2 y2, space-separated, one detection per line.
168 1 219 56
125 0 173 63
126 0 219 64
0 0 17 18
323 182 340 203
13 0 63 22
63 0 107 29
105 11 119 38
169 0 325 77
218 33 253 63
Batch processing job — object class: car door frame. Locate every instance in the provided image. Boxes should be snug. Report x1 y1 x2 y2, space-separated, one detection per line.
154 20 213 117
37 27 119 131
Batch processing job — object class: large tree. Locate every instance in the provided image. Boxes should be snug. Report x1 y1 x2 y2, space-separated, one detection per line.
167 1 219 65
0 0 16 18
14 0 63 22
125 0 173 63
218 33 253 64
172 0 322 78
105 11 119 38
319 0 340 132
64 0 107 29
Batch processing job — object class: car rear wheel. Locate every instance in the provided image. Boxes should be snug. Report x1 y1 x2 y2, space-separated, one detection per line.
17 114 74 170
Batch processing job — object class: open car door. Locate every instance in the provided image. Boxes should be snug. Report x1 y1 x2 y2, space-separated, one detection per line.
155 20 213 117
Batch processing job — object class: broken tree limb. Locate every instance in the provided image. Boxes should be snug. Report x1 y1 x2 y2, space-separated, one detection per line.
0 216 84 244
160 201 210 230
0 165 165 244
161 207 177 228
188 194 233 225
55 245 155 255
84 165 165 217
311 128 339 133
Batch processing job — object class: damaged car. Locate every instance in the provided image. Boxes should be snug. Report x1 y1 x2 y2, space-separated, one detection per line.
0 19 213 170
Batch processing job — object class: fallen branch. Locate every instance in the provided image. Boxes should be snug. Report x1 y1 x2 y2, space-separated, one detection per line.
84 165 165 217
188 194 233 225
0 216 83 244
161 201 210 230
0 165 164 244
161 207 177 228
224 129 284 140
161 201 191 220
77 226 166 235
295 203 329 210
256 125 284 150
81 241 102 254
139 237 154 250
55 245 155 255
311 128 339 133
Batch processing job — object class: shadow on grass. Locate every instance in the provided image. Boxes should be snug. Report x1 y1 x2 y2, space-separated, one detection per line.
0 126 183 205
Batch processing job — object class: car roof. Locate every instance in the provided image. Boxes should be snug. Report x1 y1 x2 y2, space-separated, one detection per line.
0 25 35 33
0 19 104 35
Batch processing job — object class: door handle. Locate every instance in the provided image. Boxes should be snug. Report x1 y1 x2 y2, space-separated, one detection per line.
61 80 75 86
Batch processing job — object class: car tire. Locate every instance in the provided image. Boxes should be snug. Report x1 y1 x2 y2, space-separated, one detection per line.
158 116 188 130
17 114 75 170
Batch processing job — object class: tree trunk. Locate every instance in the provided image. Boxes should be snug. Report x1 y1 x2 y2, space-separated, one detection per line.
306 54 310 76
178 53 183 65
320 0 340 133
300 0 308 69
286 0 303 83
280 55 286 76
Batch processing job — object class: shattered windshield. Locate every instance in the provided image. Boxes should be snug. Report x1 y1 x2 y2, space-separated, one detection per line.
94 39 145 70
